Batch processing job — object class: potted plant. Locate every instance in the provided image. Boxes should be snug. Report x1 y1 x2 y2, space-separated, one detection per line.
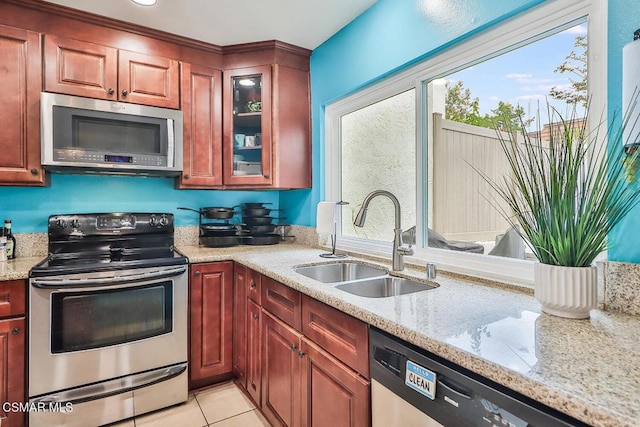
481 103 640 319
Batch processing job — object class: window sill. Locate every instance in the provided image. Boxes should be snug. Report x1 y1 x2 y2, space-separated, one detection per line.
332 236 535 289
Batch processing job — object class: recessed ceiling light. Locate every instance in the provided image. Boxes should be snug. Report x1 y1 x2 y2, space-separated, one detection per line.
132 0 157 6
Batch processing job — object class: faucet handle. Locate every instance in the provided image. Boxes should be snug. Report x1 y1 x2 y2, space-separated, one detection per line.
402 227 415 248
398 245 414 256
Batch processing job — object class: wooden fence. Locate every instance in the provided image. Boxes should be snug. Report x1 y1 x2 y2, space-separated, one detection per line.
431 113 522 242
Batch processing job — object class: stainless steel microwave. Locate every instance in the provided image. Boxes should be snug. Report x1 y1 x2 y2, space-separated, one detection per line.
41 92 183 176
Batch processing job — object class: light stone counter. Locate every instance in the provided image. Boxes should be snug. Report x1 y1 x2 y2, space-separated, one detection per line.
181 243 640 427
0 256 44 281
4 244 638 426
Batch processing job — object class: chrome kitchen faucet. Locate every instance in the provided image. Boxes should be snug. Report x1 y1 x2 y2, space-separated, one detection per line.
354 190 414 271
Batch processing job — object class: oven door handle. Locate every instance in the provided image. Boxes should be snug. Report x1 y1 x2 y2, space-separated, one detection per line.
30 362 187 406
31 265 187 289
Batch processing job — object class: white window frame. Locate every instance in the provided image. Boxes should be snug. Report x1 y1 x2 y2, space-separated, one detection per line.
325 0 606 286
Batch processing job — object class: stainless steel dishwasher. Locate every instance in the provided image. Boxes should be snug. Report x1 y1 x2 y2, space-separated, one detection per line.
370 328 589 427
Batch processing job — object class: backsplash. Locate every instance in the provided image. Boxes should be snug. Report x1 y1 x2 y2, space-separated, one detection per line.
14 233 48 258
600 262 640 316
14 227 640 316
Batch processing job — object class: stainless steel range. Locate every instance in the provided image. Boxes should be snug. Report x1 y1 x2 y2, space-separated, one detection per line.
28 213 188 427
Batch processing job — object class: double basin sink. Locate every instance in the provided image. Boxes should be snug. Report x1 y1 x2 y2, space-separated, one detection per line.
293 262 436 298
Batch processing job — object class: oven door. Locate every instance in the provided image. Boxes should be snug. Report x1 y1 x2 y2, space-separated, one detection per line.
29 265 188 398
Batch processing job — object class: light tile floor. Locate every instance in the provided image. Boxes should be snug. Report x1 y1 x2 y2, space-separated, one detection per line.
111 381 270 427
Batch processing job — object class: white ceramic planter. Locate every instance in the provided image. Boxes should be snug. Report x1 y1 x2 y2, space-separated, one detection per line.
534 263 597 319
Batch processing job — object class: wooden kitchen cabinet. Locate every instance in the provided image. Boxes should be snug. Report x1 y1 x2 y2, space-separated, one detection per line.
301 295 369 378
232 266 370 426
44 35 179 108
221 43 311 189
0 24 45 186
233 265 263 391
247 268 262 304
189 262 234 389
178 62 223 188
246 299 262 405
0 280 26 427
261 275 302 331
261 310 302 427
223 66 273 186
261 308 370 427
232 264 248 387
301 338 370 427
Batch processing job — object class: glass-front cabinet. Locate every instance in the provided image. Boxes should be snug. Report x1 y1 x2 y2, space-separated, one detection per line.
224 66 272 186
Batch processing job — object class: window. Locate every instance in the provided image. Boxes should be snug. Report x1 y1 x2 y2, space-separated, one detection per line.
340 89 416 242
427 22 588 259
326 0 605 285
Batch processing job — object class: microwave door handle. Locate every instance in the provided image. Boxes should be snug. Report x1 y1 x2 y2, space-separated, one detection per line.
31 265 187 289
167 118 174 166
29 363 187 406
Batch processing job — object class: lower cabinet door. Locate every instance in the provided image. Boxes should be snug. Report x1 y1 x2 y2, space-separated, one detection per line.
0 317 25 427
261 310 301 427
301 337 370 427
189 262 234 387
246 299 262 404
232 264 248 388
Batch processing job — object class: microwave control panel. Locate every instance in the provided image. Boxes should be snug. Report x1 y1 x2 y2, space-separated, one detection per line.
54 150 165 167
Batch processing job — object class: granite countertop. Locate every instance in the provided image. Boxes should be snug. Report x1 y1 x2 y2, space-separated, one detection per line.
5 245 639 426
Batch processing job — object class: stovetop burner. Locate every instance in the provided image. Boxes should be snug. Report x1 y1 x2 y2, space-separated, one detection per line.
30 213 187 277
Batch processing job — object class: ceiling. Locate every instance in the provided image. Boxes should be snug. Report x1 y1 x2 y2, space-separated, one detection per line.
43 0 378 50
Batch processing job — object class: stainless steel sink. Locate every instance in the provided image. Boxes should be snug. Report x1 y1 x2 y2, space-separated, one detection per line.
335 276 435 298
293 262 387 283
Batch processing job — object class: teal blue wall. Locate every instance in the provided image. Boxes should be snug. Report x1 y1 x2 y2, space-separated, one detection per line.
281 0 545 226
607 2 640 262
0 175 278 232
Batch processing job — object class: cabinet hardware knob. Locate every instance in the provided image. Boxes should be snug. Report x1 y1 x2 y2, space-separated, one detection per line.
252 314 259 320
30 168 39 175
194 271 200 277
12 328 20 335
122 89 128 96
263 174 269 179
108 88 114 95
298 351 306 358
291 344 297 351
250 281 256 289
184 174 190 179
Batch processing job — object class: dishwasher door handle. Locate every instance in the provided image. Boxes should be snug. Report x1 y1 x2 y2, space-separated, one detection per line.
438 376 473 399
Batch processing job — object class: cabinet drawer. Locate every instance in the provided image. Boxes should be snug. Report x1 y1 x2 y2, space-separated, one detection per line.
261 276 301 331
0 280 26 318
247 268 262 304
301 295 369 378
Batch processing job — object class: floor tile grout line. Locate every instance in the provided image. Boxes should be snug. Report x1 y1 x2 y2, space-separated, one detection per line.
193 391 210 425
206 408 258 426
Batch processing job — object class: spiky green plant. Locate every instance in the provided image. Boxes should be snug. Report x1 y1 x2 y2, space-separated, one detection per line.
479 104 640 267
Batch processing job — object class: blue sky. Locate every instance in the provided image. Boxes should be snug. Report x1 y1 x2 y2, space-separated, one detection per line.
446 22 588 128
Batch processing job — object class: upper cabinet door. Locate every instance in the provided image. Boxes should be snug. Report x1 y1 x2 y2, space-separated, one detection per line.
223 66 272 186
178 62 223 188
118 50 179 109
44 35 117 100
0 25 45 186
44 36 179 109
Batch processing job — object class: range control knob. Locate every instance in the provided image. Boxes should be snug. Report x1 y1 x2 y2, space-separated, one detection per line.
149 214 159 227
70 219 81 229
159 214 170 227
56 219 67 229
